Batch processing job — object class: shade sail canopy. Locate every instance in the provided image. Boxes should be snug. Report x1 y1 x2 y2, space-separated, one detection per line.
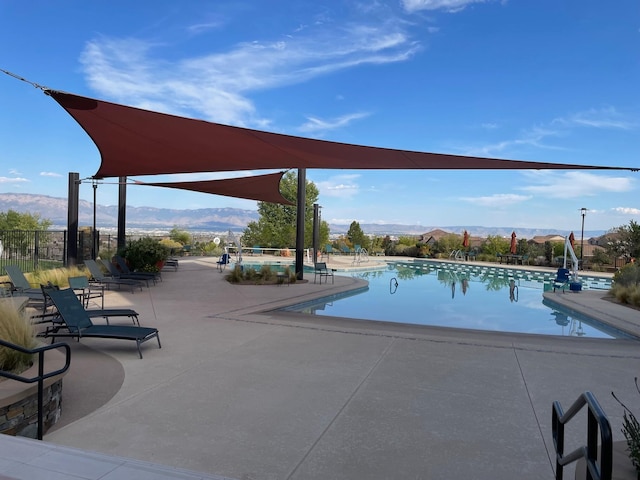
46 90 635 179
133 172 293 205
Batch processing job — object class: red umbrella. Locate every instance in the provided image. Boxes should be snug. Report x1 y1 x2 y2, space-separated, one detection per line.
510 231 517 254
569 232 575 250
462 230 470 249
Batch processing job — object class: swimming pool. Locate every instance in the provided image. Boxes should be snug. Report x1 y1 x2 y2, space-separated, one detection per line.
285 260 626 339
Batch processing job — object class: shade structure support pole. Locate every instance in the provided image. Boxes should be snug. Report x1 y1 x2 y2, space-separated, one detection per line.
117 176 127 252
67 172 79 266
295 168 306 280
312 203 320 264
92 181 97 260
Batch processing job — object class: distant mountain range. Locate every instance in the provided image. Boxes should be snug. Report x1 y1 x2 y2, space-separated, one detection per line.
0 192 606 238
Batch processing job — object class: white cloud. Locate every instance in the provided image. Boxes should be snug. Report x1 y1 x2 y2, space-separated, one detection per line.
459 193 531 207
317 174 361 199
0 177 29 183
519 171 634 199
401 0 490 14
612 207 640 215
40 172 61 177
465 106 638 158
8 168 21 175
552 107 638 131
298 112 370 133
80 15 420 128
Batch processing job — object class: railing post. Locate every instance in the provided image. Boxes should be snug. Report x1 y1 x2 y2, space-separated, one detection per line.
37 349 45 440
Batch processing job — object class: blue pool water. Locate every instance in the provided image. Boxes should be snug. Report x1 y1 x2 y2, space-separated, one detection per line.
285 260 626 339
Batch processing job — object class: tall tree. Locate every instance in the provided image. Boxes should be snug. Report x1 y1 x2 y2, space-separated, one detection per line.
0 209 51 230
242 171 329 248
346 221 369 250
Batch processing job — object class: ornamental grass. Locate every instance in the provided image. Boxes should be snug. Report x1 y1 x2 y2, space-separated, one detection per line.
0 302 36 373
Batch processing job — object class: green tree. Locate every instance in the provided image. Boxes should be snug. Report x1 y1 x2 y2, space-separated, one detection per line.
0 209 51 230
481 235 510 256
0 209 52 259
242 171 329 249
607 220 640 260
346 221 369 250
169 226 191 246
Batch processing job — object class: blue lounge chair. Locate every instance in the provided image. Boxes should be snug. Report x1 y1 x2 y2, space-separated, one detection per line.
44 287 160 358
84 259 144 292
113 255 161 283
552 268 571 292
217 253 231 271
3 265 51 311
100 258 154 287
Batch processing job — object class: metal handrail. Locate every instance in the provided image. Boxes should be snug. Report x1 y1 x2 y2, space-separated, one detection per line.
0 339 71 440
552 391 612 480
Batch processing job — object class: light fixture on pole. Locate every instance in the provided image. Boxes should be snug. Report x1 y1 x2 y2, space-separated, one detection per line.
580 208 587 269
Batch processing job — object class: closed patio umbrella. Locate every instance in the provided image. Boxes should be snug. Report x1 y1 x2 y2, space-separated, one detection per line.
462 230 470 249
569 232 575 250
510 231 517 254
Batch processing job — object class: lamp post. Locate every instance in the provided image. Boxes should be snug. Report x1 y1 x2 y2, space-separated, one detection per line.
580 208 587 269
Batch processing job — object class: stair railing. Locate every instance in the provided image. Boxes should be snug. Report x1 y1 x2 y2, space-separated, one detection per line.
0 339 71 440
552 391 612 480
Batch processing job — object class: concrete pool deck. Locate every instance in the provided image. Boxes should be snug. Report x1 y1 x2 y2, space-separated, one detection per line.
1 256 639 480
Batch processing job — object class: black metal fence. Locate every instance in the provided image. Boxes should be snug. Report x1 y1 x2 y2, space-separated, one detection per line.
0 230 68 273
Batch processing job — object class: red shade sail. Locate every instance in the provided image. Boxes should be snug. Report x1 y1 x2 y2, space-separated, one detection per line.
45 90 636 179
133 172 293 205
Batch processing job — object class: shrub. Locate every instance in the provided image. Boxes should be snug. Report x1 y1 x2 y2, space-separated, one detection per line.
226 265 243 283
0 303 36 373
121 237 169 272
614 263 640 287
260 265 274 281
612 379 640 474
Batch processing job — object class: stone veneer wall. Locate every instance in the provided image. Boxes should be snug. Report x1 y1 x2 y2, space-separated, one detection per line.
0 379 63 438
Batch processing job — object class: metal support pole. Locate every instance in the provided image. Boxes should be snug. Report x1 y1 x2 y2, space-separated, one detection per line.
580 208 587 270
295 169 306 280
117 176 127 252
312 203 320 264
92 182 97 259
67 172 79 266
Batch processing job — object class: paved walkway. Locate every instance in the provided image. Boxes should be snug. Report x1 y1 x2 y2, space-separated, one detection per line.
1 256 639 480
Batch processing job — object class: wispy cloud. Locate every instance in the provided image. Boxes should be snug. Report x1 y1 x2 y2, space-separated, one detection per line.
612 207 640 215
9 168 21 175
298 112 370 133
519 171 634 198
80 15 420 128
552 107 638 131
316 174 361 199
40 172 61 177
459 193 531 207
0 176 29 183
465 106 638 158
401 0 492 14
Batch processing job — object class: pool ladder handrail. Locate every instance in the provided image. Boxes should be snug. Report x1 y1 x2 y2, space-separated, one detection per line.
552 391 612 480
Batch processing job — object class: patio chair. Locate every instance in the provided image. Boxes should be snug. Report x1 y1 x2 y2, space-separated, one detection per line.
216 253 231 271
68 275 104 309
552 268 571 293
43 287 160 359
314 262 334 284
100 258 154 287
113 255 161 283
84 259 144 293
42 283 140 326
3 265 51 311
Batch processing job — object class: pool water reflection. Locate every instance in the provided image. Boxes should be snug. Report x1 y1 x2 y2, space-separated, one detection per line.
285 261 625 339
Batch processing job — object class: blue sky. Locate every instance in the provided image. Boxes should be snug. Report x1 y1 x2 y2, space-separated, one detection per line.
1 0 638 233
